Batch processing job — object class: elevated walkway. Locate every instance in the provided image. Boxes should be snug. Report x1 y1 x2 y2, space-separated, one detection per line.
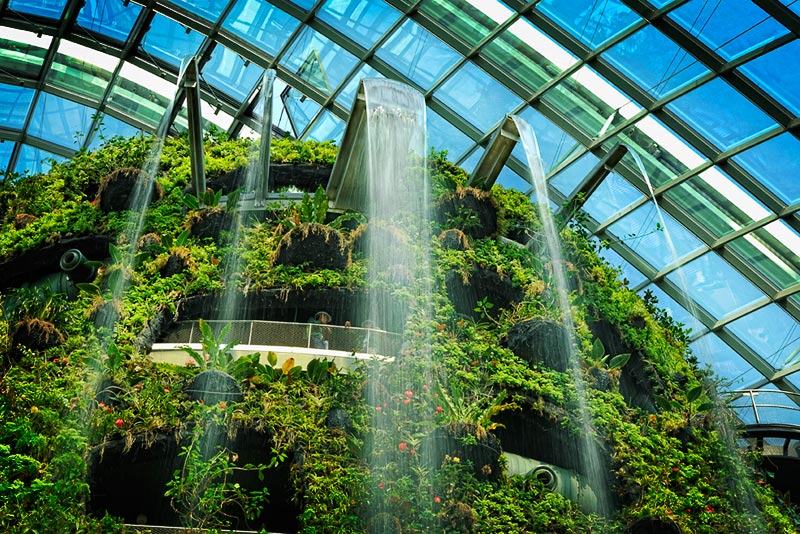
151 319 402 370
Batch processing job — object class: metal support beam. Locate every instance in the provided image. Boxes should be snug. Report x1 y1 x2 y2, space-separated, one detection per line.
467 115 520 189
181 56 206 198
327 83 368 211
555 143 628 223
258 70 276 203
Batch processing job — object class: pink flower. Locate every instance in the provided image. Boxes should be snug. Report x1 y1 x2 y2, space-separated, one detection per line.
115 419 124 428
436 406 443 413
403 398 411 405
404 390 413 398
376 406 382 411
434 496 441 504
398 442 408 452
409 448 416 456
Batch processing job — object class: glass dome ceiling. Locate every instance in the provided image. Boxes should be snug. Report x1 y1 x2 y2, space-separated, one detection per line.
1 0 798 424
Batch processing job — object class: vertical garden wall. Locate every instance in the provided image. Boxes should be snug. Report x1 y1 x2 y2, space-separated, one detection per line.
0 132 797 533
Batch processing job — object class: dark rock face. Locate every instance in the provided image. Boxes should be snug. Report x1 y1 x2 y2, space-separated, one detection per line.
186 207 234 241
96 167 162 213
588 319 663 413
207 166 247 194
494 400 582 473
423 422 502 481
270 163 331 192
11 319 65 352
0 235 112 291
87 428 298 532
438 228 471 251
628 517 682 534
506 318 570 373
435 187 498 239
326 408 353 433
272 223 350 271
445 268 524 321
185 369 244 405
159 253 188 278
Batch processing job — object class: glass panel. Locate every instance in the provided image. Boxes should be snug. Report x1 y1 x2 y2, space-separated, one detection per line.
281 85 321 137
223 0 299 58
0 31 50 79
597 246 648 288
603 115 704 188
482 18 578 94
691 333 762 389
542 66 641 140
669 0 788 61
377 19 460 90
781 0 800 15
513 106 581 176
108 63 176 129
419 0 512 48
608 204 705 271
549 151 598 196
458 146 484 176
89 113 143 150
288 0 316 9
731 389 800 426
27 92 99 148
663 168 770 239
435 62 522 132
738 40 800 117
281 27 360 96
496 166 529 191
583 173 644 223
665 78 777 151
640 283 706 336
602 25 708 99
77 0 142 43
0 83 34 130
336 64 381 109
305 110 345 144
727 304 800 370
0 142 14 174
667 251 766 320
426 109 474 161
8 0 67 19
732 132 800 205
168 0 228 22
48 42 116 102
203 45 263 101
141 13 205 67
318 0 400 49
536 0 640 48
15 144 66 176
728 221 800 291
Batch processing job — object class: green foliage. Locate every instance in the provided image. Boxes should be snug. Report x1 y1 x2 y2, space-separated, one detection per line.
428 149 469 197
270 137 338 165
164 424 270 530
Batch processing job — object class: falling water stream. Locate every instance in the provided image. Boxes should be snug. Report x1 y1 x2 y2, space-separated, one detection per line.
514 115 612 516
219 70 276 324
359 78 433 529
625 147 767 531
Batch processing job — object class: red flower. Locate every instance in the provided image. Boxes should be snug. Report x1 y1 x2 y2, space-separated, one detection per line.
376 405 382 411
219 402 227 409
705 505 714 513
409 448 416 456
434 496 441 503
398 442 408 452
403 398 411 405
115 419 124 428
404 390 413 398
378 481 385 489
436 406 443 413
672 467 680 472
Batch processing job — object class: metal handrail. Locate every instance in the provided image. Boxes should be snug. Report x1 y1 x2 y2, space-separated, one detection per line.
727 389 800 425
158 319 403 357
